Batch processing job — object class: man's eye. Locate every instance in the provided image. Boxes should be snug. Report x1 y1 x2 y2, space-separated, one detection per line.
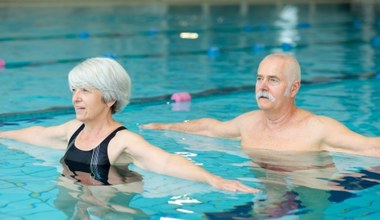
270 78 279 82
269 77 280 84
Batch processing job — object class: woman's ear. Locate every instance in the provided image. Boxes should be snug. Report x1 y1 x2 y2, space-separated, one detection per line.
107 100 116 108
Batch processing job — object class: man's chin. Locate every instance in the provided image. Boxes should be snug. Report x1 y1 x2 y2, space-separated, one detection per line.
257 102 273 110
257 98 273 104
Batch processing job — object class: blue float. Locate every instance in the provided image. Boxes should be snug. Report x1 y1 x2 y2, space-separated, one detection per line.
297 22 311 29
371 36 380 47
104 53 117 59
208 46 220 57
252 43 265 52
281 43 293 51
147 28 159 36
376 72 380 80
257 24 267 31
79 31 90 39
243 25 254 32
353 19 361 29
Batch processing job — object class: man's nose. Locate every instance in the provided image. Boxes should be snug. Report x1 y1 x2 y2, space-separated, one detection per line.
257 78 269 90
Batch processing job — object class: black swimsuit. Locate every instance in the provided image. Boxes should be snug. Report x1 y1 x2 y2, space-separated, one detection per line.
63 124 126 166
61 124 141 185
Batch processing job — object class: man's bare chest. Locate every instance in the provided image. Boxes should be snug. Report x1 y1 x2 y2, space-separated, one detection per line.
240 125 321 151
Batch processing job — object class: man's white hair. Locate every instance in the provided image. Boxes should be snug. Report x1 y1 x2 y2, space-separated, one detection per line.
262 53 301 96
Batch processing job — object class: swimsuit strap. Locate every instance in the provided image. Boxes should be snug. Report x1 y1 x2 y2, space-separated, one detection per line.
67 124 85 148
100 126 127 144
90 126 127 166
67 124 126 149
63 125 127 164
61 124 85 163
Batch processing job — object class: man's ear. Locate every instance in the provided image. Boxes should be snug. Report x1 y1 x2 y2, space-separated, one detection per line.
290 81 301 98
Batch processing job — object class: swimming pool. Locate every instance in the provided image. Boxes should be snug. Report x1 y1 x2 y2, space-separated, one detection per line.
1 1 380 219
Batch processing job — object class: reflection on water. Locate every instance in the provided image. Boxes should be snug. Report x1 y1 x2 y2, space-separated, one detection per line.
61 159 142 186
55 155 149 219
151 130 380 218
1 126 380 219
205 149 380 219
1 1 380 218
55 169 147 219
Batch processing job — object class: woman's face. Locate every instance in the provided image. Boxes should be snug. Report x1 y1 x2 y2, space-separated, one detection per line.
72 88 111 122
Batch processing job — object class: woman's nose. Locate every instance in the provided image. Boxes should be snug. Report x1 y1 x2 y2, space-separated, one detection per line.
72 91 81 102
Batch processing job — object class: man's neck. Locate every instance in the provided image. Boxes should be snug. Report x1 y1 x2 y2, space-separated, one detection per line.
263 104 298 130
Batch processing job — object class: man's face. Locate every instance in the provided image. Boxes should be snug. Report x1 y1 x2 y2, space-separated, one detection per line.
255 58 292 111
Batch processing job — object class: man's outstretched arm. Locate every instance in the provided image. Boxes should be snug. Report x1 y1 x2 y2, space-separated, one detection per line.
141 117 241 139
318 116 380 157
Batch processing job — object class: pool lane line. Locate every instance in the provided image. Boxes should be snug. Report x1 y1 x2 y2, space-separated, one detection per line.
0 20 373 42
0 71 378 123
1 38 374 69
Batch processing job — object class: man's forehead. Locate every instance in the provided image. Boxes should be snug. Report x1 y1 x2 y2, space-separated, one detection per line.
256 71 284 77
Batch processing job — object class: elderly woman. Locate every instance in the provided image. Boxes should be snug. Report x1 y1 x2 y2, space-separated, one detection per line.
0 57 257 193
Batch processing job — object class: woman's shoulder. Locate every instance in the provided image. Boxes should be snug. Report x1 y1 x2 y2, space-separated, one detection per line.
64 119 82 129
113 128 144 143
64 119 83 134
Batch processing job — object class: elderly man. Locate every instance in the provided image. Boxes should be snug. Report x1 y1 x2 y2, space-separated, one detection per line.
142 53 380 157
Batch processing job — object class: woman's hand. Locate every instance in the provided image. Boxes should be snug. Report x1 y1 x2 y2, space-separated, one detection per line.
209 176 260 193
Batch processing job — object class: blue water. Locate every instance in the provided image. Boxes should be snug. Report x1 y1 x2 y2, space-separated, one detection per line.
1 2 380 219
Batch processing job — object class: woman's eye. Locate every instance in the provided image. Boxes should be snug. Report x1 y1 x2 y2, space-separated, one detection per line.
81 88 91 93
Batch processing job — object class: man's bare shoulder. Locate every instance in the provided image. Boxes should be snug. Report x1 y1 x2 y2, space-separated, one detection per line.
238 110 262 119
298 109 334 123
307 113 347 131
296 109 336 132
235 110 263 126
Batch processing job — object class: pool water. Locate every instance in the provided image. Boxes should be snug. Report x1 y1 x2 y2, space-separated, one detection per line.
1 1 380 219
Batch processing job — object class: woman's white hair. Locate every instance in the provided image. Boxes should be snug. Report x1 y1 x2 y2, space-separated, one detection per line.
68 57 131 114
